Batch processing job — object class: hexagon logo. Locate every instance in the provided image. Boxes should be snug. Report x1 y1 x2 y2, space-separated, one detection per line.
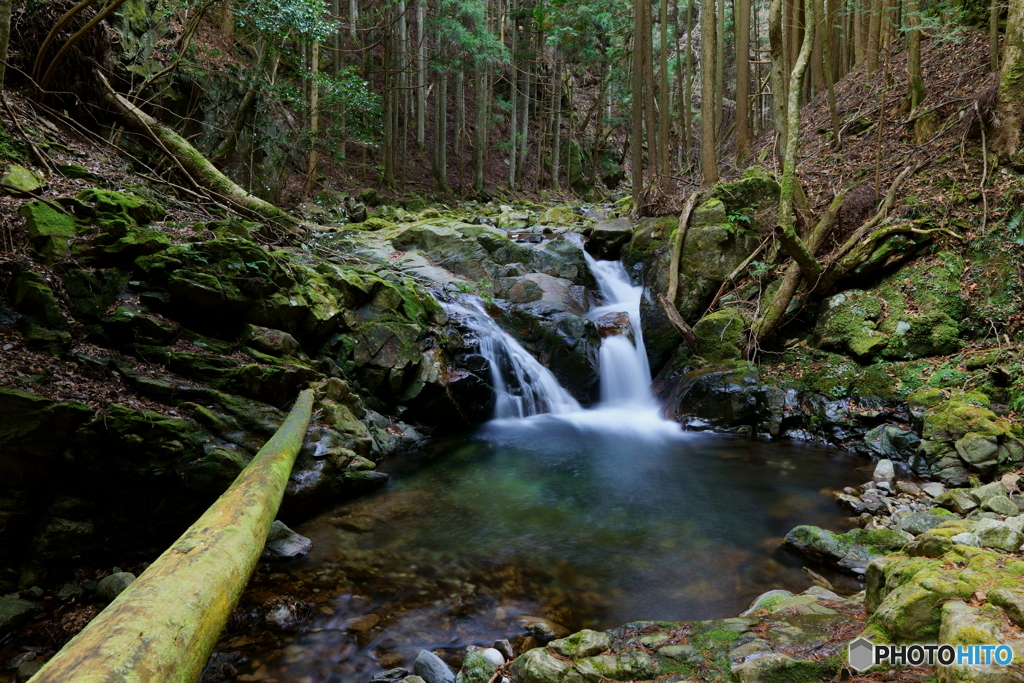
848 637 875 672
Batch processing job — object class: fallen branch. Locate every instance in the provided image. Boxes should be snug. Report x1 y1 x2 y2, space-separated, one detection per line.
30 390 315 683
39 0 129 92
659 293 700 354
702 235 773 317
666 190 700 305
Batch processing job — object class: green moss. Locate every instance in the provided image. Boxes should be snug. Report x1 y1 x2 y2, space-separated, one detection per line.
692 308 749 363
13 271 66 329
77 188 162 225
852 365 897 401
20 201 80 262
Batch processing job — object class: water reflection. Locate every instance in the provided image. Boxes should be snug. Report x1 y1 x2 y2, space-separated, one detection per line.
241 427 863 683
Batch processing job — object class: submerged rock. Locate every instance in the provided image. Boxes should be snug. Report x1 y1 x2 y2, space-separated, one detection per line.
784 525 907 574
262 520 313 560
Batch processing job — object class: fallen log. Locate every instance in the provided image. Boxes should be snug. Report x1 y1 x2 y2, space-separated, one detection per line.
96 70 304 236
31 389 315 683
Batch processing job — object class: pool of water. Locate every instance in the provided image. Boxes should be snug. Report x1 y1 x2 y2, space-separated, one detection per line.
237 417 866 683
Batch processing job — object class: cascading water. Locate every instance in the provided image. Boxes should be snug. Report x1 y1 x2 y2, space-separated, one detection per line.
584 254 655 408
447 236 677 433
444 301 581 419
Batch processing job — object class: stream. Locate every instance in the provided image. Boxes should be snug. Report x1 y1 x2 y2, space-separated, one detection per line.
234 249 866 683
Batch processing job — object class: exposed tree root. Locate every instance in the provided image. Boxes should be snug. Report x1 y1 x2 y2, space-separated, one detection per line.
666 190 700 305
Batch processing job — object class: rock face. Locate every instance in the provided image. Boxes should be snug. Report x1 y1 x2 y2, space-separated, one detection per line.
505 587 863 683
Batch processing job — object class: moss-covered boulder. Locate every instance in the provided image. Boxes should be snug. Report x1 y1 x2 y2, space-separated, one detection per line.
813 256 966 361
865 544 1024 643
20 201 80 262
13 271 66 330
692 308 749 363
76 188 163 225
784 525 908 574
912 391 1023 483
1 164 45 195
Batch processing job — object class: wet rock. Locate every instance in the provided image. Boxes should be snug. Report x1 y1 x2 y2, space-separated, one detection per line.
262 520 313 560
517 616 571 639
896 511 944 535
864 426 920 463
345 613 381 632
371 670 411 683
586 218 633 258
414 650 456 683
16 659 44 681
56 584 84 601
739 590 792 617
96 572 136 602
873 458 895 483
935 488 980 515
480 649 505 667
594 312 632 340
509 648 571 683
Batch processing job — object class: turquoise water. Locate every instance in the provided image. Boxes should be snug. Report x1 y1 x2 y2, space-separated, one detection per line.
246 422 865 682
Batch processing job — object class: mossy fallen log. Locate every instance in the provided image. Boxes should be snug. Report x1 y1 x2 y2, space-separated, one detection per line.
30 389 314 683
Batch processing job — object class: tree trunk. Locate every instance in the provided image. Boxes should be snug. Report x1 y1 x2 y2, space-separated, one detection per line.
715 0 725 134
509 2 520 190
700 0 719 184
642 0 659 189
417 0 426 150
992 0 1001 70
473 68 488 193
736 0 752 162
30 391 314 683
777 0 818 282
821 0 841 146
302 41 320 198
683 0 694 168
552 55 562 191
0 0 13 92
769 0 788 148
631 0 645 193
867 0 882 73
659 0 670 189
435 69 449 192
908 0 925 110
994 0 1024 158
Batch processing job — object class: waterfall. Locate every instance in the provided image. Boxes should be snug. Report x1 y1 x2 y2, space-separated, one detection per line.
444 301 582 419
447 236 678 435
584 254 655 408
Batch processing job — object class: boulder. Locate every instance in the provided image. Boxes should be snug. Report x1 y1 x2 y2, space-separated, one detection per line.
784 525 907 574
587 218 633 258
456 651 497 683
414 650 456 683
1 164 45 194
96 572 136 602
262 520 313 560
0 598 39 636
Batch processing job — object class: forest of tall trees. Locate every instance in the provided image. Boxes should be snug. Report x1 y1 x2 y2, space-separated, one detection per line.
0 0 1007 206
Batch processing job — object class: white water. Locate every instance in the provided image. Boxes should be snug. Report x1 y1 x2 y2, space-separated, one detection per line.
447 239 680 436
445 301 582 419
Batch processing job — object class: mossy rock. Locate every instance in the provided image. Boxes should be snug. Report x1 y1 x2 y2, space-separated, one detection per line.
539 206 579 225
693 308 749 363
61 268 130 323
77 188 162 225
13 271 66 330
360 217 397 231
710 166 781 212
784 525 907 573
1 164 45 195
57 163 99 181
865 546 1024 642
20 201 80 262
691 198 727 226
